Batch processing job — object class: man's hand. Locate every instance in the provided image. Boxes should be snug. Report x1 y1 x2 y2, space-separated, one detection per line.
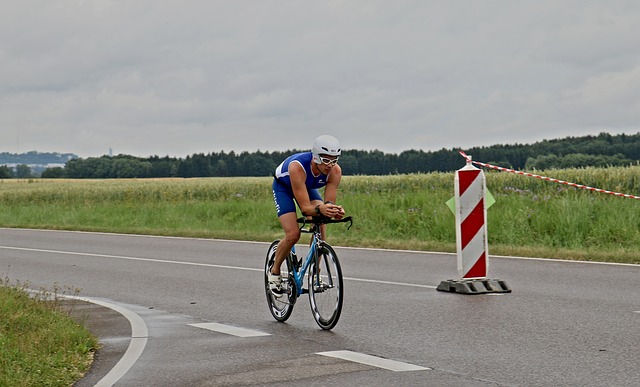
324 203 345 219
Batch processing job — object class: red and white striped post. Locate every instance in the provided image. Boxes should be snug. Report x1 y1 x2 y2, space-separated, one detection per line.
437 153 511 294
455 157 489 279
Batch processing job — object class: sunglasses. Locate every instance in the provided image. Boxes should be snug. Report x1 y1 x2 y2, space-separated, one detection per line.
319 156 339 166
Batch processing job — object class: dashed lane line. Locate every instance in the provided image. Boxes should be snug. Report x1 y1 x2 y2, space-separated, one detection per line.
188 324 429 371
189 322 271 337
316 350 431 372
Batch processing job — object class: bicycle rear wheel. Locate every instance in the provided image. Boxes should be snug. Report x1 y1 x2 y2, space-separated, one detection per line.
264 241 295 322
308 244 343 330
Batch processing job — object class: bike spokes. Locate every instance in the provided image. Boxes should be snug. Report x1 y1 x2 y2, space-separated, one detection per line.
308 245 343 330
264 241 295 322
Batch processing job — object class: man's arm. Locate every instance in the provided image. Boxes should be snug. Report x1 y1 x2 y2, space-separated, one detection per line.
290 163 344 218
322 164 342 204
323 165 345 219
289 162 316 216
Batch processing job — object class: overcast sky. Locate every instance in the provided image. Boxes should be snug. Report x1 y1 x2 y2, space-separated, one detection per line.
1 1 639 158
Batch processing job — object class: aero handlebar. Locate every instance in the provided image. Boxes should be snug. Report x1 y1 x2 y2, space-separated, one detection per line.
296 216 353 231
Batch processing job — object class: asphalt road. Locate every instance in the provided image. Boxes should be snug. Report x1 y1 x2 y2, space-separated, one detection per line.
1 228 639 386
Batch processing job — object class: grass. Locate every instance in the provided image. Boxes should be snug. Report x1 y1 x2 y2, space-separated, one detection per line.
0 279 98 386
1 169 640 265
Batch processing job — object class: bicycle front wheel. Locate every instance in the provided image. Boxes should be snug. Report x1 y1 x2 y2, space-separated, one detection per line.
308 244 343 330
264 241 295 322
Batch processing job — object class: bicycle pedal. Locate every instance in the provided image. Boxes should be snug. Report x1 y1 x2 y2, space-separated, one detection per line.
301 288 308 294
271 296 294 306
270 289 285 299
313 284 332 292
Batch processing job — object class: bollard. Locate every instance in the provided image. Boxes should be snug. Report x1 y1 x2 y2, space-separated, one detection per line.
456 158 488 279
437 154 511 294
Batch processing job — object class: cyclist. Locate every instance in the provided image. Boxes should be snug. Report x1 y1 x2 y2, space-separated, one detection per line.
269 135 346 294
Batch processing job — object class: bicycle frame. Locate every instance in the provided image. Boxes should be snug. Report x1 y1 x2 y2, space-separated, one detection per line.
289 227 322 297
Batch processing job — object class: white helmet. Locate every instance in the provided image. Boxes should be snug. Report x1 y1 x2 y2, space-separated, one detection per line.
312 135 341 164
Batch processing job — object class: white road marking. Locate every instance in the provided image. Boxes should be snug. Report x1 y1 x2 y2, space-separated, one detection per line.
0 246 258 272
63 295 148 387
189 322 270 337
343 276 437 289
316 350 430 372
0 246 436 289
4 227 640 267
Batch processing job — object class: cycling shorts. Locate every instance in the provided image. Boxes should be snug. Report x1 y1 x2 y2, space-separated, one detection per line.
272 179 322 217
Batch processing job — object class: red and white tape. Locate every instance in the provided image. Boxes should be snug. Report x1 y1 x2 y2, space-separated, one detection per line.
459 150 640 200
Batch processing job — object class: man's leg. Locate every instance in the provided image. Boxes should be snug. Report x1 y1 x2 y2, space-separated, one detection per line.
272 212 300 275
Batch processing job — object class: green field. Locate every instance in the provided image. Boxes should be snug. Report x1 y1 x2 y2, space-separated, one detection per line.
1 167 640 264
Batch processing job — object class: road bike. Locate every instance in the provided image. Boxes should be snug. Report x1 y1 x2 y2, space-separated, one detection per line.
264 215 353 330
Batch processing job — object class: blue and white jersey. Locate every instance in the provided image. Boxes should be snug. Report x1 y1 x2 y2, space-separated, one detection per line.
274 152 328 189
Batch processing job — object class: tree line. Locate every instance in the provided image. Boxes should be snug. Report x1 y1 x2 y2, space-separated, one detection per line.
2 132 640 179
0 151 76 165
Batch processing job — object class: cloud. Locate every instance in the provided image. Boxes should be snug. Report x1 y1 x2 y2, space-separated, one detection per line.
1 1 640 157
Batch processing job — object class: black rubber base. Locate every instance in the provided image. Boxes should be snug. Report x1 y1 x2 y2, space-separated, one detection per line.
436 278 512 294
